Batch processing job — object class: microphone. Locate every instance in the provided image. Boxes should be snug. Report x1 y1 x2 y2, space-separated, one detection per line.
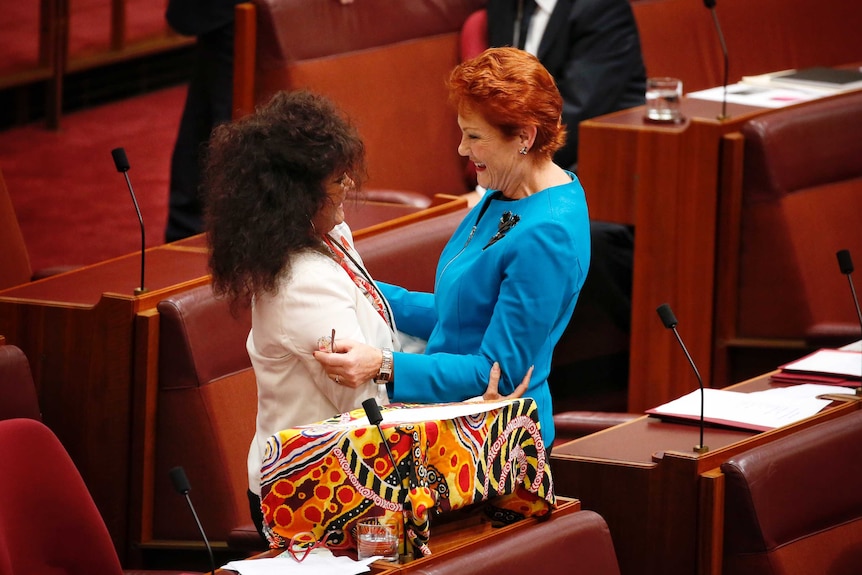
110 147 147 295
361 397 413 563
657 303 708 453
169 466 216 575
702 0 730 120
836 249 862 396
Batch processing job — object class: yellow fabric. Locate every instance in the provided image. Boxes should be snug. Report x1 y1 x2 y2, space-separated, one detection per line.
259 398 555 555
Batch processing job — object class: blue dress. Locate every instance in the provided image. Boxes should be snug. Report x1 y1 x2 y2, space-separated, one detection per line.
380 172 591 448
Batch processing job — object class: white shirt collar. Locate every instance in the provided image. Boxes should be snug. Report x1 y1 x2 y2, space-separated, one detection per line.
524 0 558 56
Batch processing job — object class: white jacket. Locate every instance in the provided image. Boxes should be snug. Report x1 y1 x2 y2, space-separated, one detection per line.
246 223 398 495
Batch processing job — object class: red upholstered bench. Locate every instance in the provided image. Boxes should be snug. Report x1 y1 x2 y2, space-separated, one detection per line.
0 341 41 422
720 409 862 575
397 508 621 575
144 284 260 552
714 91 862 382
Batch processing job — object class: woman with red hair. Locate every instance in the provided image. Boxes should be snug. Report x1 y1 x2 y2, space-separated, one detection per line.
316 47 591 449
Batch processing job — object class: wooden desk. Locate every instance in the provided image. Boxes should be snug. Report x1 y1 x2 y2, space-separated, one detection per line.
550 373 861 575
578 98 772 412
0 244 211 561
0 193 468 562
579 92 862 411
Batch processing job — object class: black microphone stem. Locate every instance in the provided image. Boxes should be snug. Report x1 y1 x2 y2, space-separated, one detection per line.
111 147 147 295
837 250 862 396
183 491 216 574
657 303 708 453
671 326 706 452
362 398 412 563
708 6 730 120
170 466 216 575
122 170 146 295
843 274 862 335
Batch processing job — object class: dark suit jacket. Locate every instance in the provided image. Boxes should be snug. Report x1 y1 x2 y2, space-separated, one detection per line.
488 0 646 169
166 0 243 37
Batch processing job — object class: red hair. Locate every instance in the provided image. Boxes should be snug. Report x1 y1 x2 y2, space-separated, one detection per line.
447 47 566 159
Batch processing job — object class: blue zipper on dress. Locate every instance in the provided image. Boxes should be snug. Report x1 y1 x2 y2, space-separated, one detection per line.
439 191 499 279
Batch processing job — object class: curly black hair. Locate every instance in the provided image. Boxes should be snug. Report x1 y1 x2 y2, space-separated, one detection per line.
203 90 367 308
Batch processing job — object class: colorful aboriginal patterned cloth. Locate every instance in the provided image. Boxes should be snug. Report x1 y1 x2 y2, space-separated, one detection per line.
259 398 555 556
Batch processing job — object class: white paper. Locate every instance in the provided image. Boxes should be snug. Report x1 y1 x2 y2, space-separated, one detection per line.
686 83 825 108
322 399 516 429
648 387 831 430
842 340 862 353
781 349 862 378
221 549 377 575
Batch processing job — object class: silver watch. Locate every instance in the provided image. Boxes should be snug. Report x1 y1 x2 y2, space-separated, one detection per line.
374 348 393 385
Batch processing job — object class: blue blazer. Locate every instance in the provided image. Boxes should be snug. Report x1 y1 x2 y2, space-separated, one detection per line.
381 174 591 448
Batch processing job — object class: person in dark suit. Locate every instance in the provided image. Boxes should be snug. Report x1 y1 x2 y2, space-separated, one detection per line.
486 0 645 364
487 0 646 170
164 0 243 243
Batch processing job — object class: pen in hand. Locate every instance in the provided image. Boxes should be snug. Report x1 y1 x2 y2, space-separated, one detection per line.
331 328 336 353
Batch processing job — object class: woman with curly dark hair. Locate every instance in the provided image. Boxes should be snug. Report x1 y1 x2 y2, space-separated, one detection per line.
204 90 395 538
204 90 524 539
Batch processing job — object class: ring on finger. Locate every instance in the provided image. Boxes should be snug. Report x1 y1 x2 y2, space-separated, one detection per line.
335 375 340 384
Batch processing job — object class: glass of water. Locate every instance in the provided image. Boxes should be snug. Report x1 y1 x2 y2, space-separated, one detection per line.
356 518 399 562
645 77 684 124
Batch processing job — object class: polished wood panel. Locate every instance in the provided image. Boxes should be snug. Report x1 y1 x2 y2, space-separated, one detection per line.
0 246 211 562
551 373 861 575
577 98 770 413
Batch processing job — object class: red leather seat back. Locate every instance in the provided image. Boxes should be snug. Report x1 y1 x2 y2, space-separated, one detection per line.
0 418 125 575
248 0 483 198
721 410 862 575
735 92 862 340
399 508 621 575
0 168 32 291
151 285 256 543
0 344 41 421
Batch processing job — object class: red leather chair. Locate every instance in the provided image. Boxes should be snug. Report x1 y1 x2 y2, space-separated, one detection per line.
0 167 79 291
714 91 862 385
397 508 621 575
0 169 31 291
149 284 258 550
0 418 201 575
0 342 41 421
720 409 862 575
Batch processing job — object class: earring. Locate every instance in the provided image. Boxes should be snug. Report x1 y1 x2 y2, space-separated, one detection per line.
519 146 528 155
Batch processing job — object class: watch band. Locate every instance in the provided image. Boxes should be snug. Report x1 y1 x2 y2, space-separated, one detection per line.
374 347 393 385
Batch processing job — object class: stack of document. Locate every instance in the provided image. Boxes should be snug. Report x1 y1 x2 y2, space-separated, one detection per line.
771 348 862 386
687 66 862 109
742 66 862 93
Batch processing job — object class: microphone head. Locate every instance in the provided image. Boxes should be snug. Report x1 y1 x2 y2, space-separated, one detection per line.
362 397 384 425
111 147 130 173
169 466 191 495
837 249 854 275
703 0 717 7
657 303 678 329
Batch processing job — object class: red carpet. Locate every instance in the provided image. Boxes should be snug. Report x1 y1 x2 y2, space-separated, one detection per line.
0 84 186 271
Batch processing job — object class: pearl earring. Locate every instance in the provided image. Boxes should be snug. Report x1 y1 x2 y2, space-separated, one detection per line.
519 146 528 155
